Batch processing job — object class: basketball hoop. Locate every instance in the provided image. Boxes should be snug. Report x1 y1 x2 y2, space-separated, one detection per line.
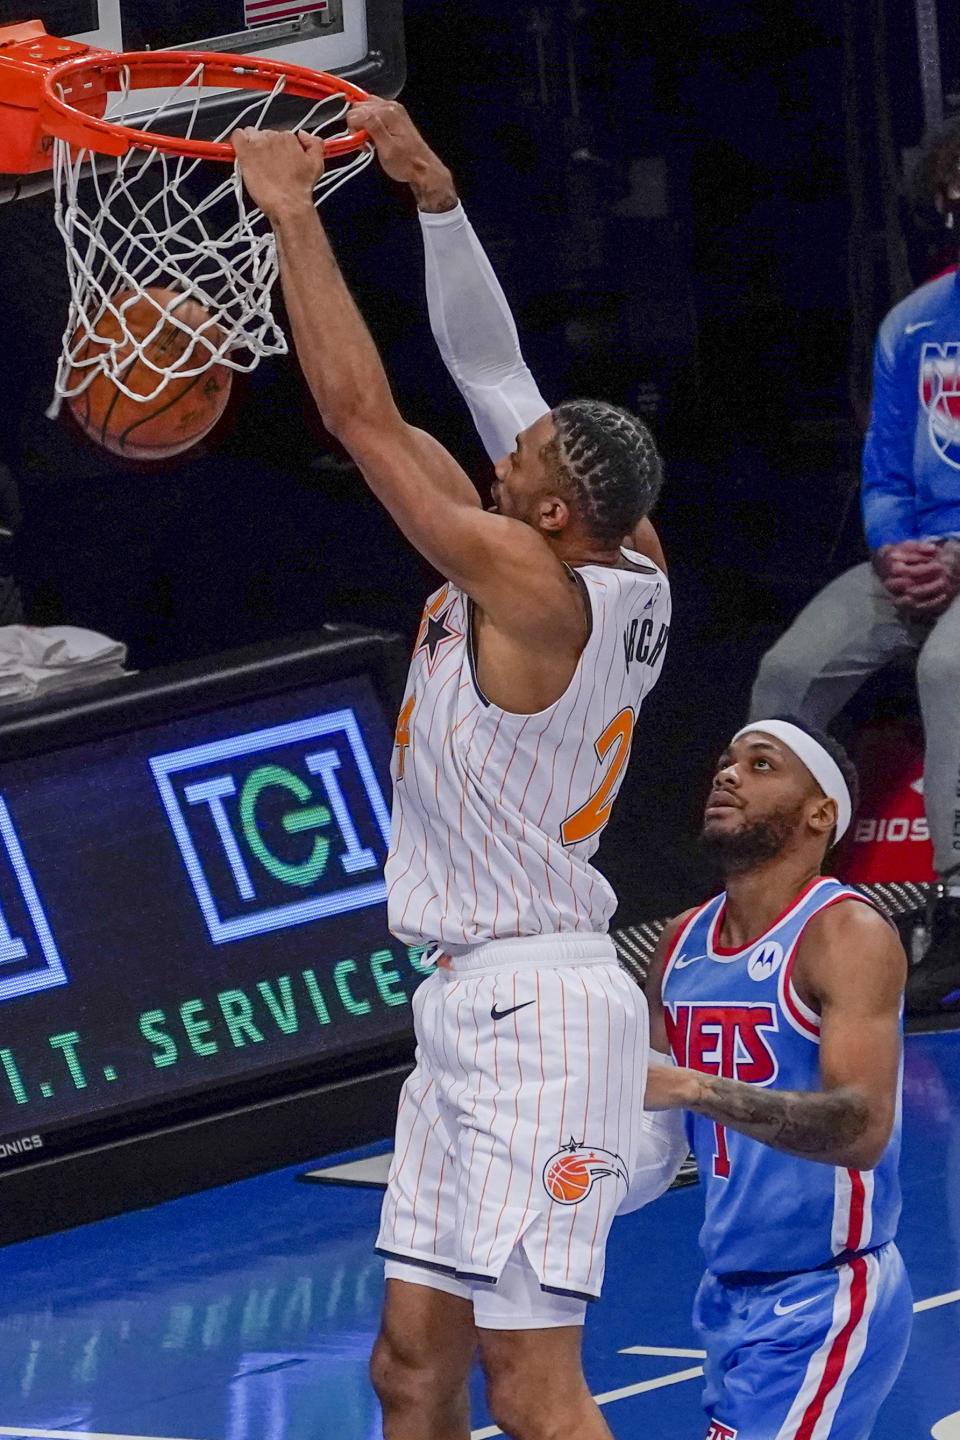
0 23 375 415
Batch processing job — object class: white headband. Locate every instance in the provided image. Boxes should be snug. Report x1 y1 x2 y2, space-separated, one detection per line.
730 720 852 842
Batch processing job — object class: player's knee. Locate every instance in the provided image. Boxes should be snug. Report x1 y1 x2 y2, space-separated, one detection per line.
916 637 960 702
485 1376 550 1440
484 1368 587 1440
369 1330 437 1419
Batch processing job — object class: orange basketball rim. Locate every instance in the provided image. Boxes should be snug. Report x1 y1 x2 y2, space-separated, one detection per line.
0 19 376 430
0 18 371 173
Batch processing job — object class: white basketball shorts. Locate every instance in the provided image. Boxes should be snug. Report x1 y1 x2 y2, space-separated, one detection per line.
375 933 650 1311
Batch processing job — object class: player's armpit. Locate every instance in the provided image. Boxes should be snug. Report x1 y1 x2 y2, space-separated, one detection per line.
346 418 586 641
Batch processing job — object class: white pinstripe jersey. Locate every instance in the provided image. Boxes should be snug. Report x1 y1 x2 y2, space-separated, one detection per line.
385 553 671 945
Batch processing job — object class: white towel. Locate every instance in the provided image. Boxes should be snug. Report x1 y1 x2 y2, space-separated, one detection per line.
0 625 129 705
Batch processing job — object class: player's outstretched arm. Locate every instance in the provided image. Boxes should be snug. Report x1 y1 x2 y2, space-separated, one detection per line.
232 127 580 642
645 900 906 1171
348 98 550 465
349 99 668 575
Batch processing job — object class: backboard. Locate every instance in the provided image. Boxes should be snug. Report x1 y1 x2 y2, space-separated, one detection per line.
76 0 399 86
0 0 404 162
0 1 404 84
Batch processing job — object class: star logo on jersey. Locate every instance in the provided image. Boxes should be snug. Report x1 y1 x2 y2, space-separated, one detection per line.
543 1138 628 1205
921 341 960 469
413 588 463 676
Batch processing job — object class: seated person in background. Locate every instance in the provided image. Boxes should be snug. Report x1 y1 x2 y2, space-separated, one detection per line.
750 115 960 1017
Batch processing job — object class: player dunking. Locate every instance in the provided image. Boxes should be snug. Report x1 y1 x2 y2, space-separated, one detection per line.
645 719 913 1439
233 106 681 1440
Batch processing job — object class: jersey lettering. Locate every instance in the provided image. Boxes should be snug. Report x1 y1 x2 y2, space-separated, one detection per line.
665 1002 779 1084
387 564 670 945
706 1421 738 1440
712 1122 732 1180
665 1001 779 1182
623 617 669 670
394 695 415 780
560 707 635 846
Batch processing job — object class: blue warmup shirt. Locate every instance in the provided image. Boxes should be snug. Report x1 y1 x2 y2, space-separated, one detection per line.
661 877 903 1277
862 267 960 547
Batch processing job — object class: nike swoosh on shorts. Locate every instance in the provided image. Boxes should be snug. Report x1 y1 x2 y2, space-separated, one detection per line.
773 1294 818 1316
490 1000 536 1021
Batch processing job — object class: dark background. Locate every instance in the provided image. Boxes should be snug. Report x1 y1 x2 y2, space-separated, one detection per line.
0 0 951 920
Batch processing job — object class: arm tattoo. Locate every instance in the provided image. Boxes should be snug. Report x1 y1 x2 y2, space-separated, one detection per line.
690 1075 871 1161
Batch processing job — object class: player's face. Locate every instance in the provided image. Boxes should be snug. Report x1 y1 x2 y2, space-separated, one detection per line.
701 733 829 865
491 413 559 527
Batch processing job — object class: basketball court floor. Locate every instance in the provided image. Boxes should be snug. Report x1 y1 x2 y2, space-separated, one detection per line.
0 1027 956 1440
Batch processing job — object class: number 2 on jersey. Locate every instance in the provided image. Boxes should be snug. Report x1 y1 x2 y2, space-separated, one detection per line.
394 695 415 779
560 707 635 845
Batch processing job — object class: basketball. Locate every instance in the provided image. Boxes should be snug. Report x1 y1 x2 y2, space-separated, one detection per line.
65 287 232 461
544 1153 592 1203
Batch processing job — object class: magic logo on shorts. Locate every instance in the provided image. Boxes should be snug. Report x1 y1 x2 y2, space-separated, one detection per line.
921 342 960 469
543 1138 628 1205
150 709 392 945
0 797 68 1002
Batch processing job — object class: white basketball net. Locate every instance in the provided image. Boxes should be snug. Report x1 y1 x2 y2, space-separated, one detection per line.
48 60 373 411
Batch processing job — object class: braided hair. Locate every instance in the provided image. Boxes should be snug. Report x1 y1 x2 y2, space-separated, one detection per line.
545 399 663 547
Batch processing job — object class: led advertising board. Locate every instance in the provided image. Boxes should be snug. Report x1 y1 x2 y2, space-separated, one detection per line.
0 635 424 1188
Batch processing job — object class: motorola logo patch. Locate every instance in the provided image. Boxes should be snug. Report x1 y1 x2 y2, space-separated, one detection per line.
746 941 785 982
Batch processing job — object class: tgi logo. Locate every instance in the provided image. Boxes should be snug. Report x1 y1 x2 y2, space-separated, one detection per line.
150 709 392 945
0 797 68 1001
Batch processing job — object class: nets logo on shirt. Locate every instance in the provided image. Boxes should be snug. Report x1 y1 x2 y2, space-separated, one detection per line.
664 1003 779 1084
920 342 960 469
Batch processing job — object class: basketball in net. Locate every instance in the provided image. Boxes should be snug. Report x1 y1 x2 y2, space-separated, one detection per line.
0 36 376 455
65 287 232 459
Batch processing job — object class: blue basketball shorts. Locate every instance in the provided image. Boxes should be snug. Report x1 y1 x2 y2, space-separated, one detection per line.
693 1242 912 1440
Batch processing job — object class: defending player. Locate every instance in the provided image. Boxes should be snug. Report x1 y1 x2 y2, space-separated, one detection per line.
645 719 913 1440
233 120 680 1440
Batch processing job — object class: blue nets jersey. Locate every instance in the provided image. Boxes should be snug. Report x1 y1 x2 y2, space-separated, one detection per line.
862 266 960 547
661 877 903 1276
